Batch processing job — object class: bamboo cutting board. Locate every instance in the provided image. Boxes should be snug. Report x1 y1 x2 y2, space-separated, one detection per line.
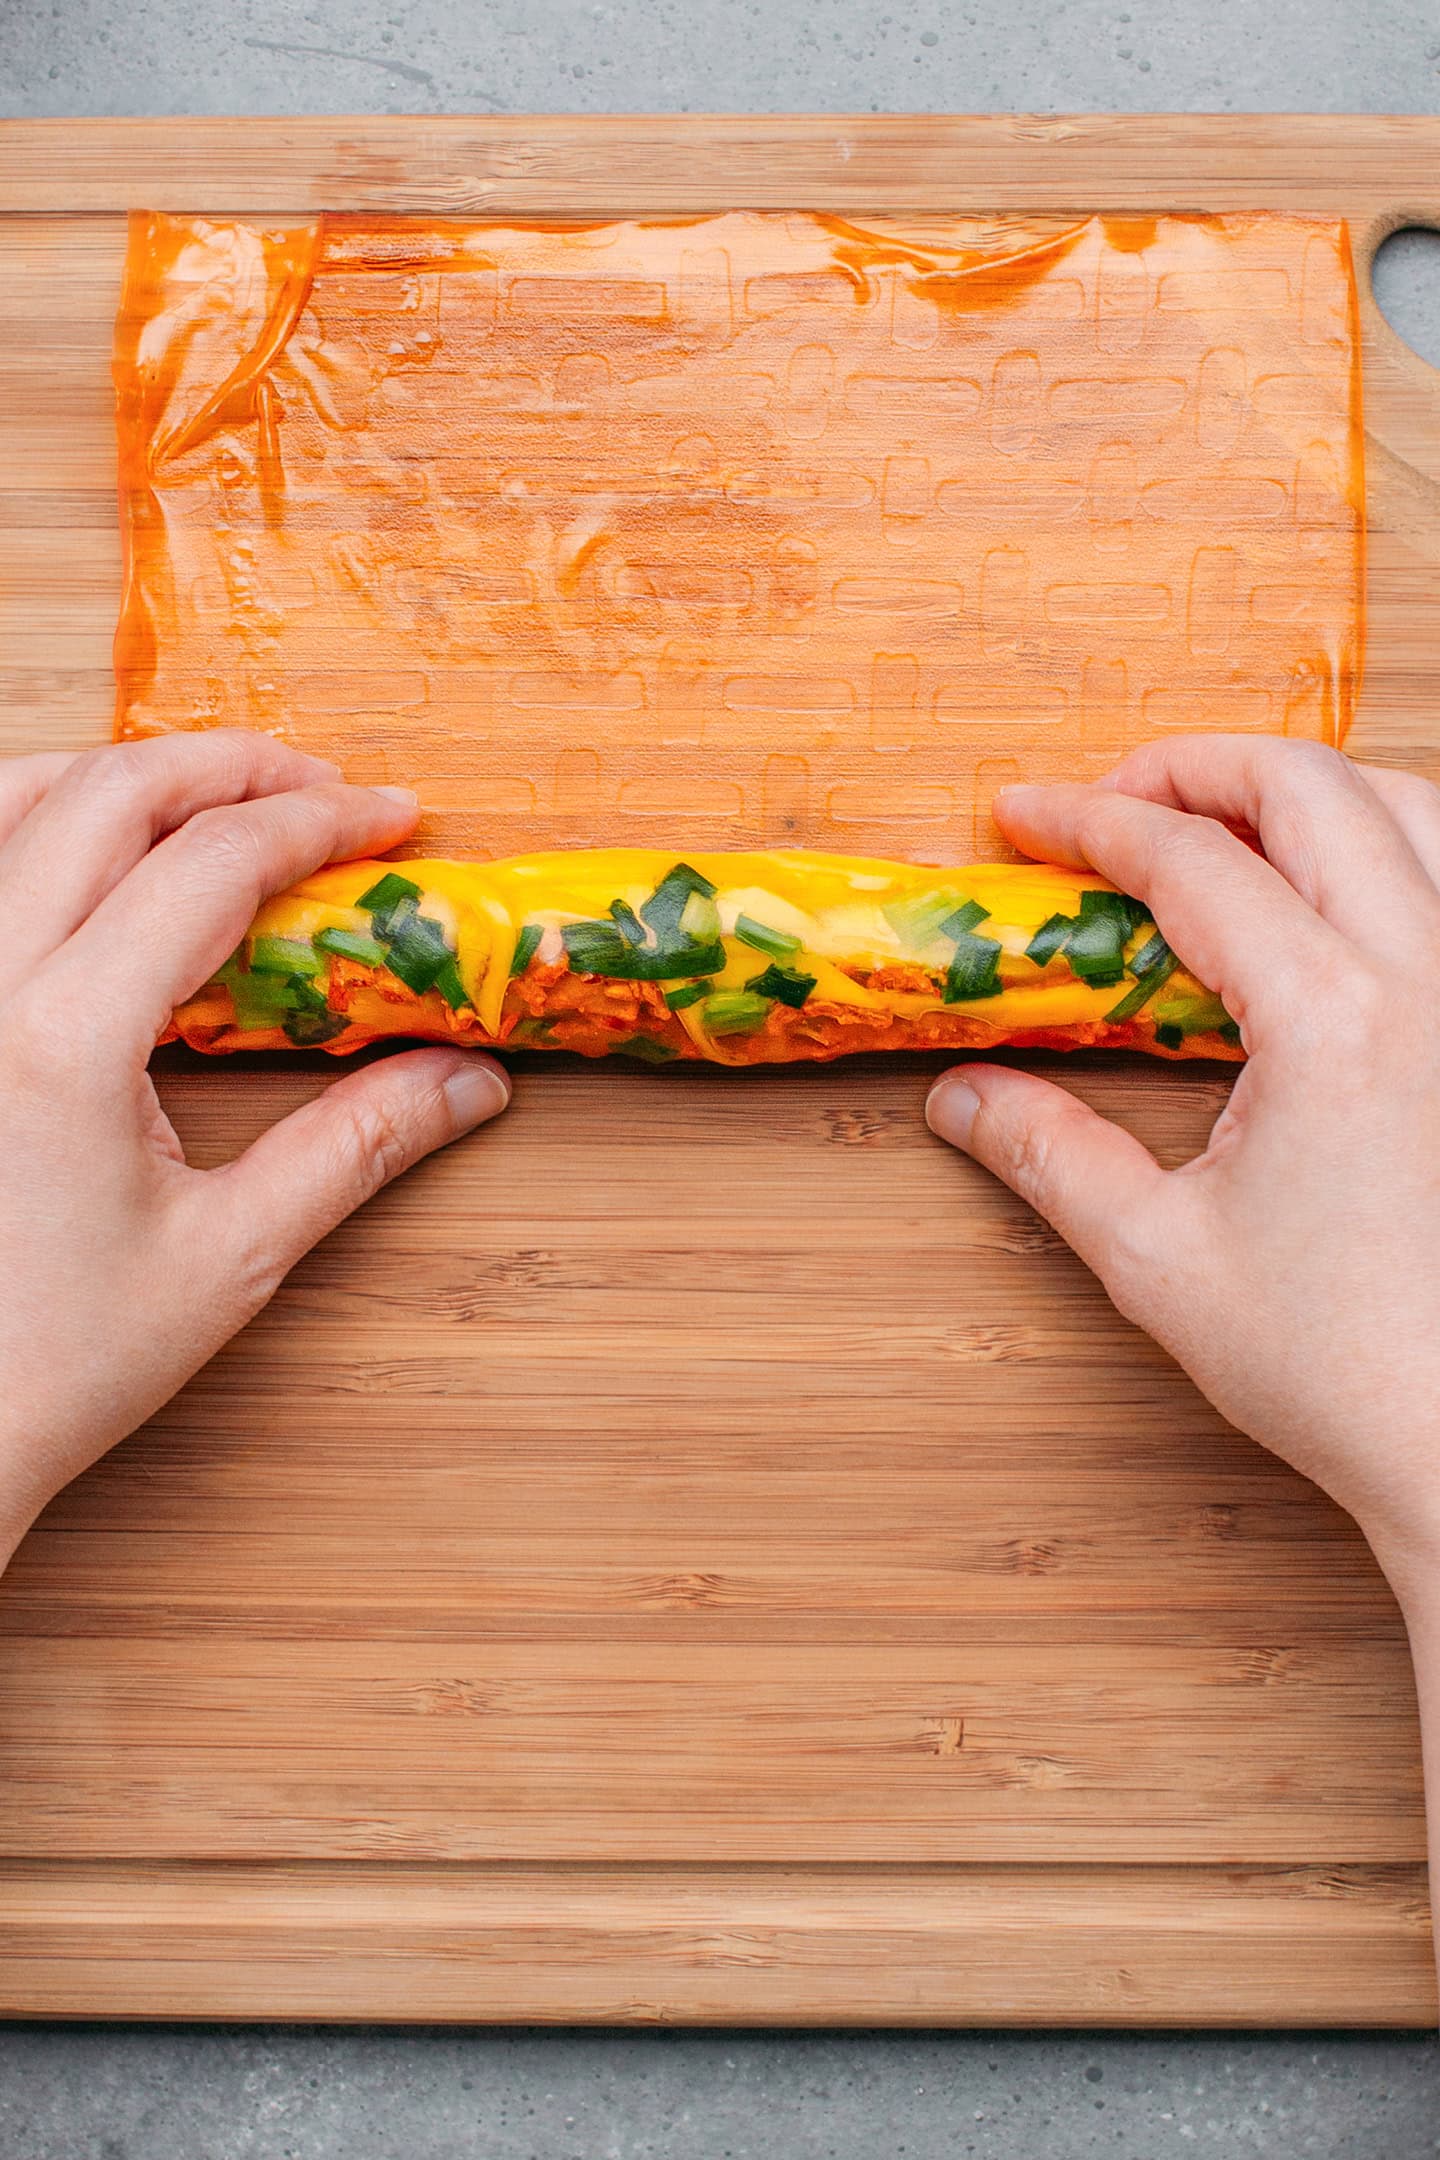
1 115 1438 2025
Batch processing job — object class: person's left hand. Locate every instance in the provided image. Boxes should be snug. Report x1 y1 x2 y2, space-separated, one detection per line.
0 732 510 1564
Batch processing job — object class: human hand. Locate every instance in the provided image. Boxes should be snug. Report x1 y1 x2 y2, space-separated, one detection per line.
0 733 510 1563
926 735 1440 1610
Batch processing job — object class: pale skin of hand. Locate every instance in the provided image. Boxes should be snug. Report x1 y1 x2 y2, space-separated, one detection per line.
926 734 1440 1993
0 733 510 1564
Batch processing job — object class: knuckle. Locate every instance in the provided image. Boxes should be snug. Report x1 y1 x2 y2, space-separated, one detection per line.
1277 738 1350 785
1262 739 1362 808
1254 796 1328 898
984 1106 1060 1200
187 727 291 794
1099 1210 1165 1320
1144 813 1235 907
1178 810 1237 854
1074 789 1134 851
1265 740 1367 830
286 784 343 841
1291 955 1386 1066
65 731 296 821
170 802 269 888
335 1089 423 1195
166 786 344 914
0 982 90 1092
197 725 268 761
1071 790 1153 877
0 993 46 1081
1085 794 1234 895
1334 963 1388 1043
1382 766 1440 816
68 739 157 808
75 733 293 829
216 1221 289 1315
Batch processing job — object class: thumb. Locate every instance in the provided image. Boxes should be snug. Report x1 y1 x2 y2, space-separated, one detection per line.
212 1047 510 1292
926 1063 1167 1293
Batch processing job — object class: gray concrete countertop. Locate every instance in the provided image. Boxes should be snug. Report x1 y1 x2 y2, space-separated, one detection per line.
0 2026 1438 2158
3 2 1440 2152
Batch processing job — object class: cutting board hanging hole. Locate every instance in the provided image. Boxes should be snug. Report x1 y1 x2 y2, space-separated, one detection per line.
1371 225 1440 370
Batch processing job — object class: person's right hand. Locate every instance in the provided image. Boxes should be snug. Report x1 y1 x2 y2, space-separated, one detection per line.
926 735 1440 1610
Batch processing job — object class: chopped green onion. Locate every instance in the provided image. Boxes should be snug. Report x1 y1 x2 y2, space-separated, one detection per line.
509 923 543 976
734 913 802 959
886 892 996 996
223 958 347 1045
617 1035 679 1062
648 860 716 901
283 995 350 1048
227 974 307 1030
640 862 719 943
210 945 246 988
664 980 710 1009
938 898 990 939
943 929 1003 1003
431 956 471 1011
561 921 641 976
315 926 388 969
883 888 969 950
562 862 728 980
357 871 422 917
250 935 322 979
678 886 722 943
1026 913 1072 968
1127 928 1170 978
1025 892 1148 985
562 919 725 982
745 964 816 1008
702 989 772 1035
1152 989 1236 1041
383 909 458 996
609 897 648 947
1105 948 1179 1023
1063 890 1139 988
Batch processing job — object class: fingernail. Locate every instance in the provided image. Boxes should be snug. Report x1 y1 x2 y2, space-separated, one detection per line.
442 1060 510 1128
372 784 419 805
993 783 1039 806
925 1074 980 1149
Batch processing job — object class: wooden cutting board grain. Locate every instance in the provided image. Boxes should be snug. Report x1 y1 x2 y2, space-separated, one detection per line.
0 115 1437 2024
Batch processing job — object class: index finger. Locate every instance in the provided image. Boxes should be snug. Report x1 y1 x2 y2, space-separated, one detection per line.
992 778 1345 1038
0 731 343 999
41 780 421 1054
1097 734 1439 951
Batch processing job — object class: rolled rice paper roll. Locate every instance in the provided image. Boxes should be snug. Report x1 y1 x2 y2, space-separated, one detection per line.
164 848 1242 1066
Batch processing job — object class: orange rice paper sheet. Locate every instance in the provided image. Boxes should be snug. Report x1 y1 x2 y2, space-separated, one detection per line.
114 210 1363 863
